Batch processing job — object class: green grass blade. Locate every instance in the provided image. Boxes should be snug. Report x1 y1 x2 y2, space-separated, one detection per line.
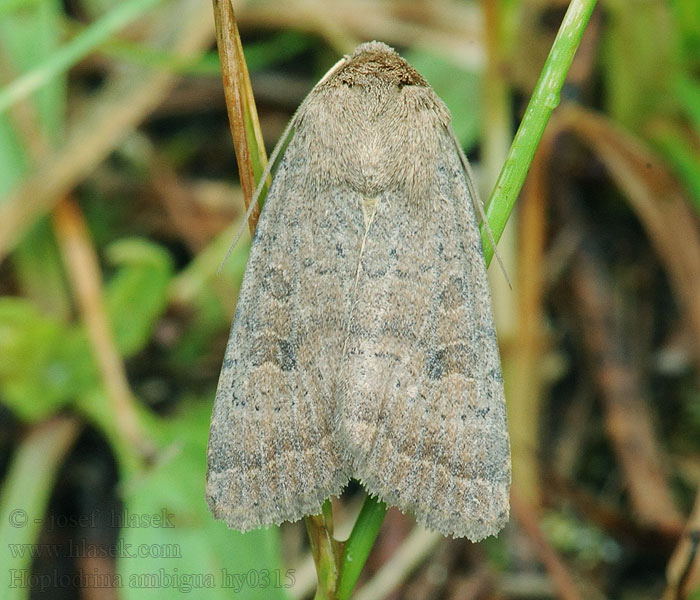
336 496 387 599
0 0 164 115
480 0 598 264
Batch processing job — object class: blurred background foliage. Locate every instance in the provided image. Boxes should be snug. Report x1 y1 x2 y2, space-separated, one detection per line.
1 0 700 598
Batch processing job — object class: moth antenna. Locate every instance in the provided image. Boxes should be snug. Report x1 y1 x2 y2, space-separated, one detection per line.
216 120 292 275
218 55 352 275
449 127 512 289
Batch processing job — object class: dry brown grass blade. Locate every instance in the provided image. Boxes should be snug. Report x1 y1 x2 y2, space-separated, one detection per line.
542 105 699 536
664 490 700 599
53 197 154 461
559 105 700 366
212 0 268 234
546 469 678 553
567 239 683 535
508 136 550 507
0 0 214 264
236 0 483 65
445 567 494 600
511 489 583 600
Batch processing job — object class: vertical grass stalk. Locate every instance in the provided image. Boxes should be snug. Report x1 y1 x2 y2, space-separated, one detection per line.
480 0 598 260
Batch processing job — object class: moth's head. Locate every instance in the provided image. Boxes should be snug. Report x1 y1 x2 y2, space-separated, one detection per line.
321 41 428 89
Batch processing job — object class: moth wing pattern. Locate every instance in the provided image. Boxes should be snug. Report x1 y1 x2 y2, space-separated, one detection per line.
208 40 510 540
206 137 363 530
339 123 510 541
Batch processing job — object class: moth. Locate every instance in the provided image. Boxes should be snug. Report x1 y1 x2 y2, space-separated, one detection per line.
207 41 510 541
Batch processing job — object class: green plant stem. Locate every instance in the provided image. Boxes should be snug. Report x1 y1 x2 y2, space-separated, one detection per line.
304 499 343 600
480 0 598 263
0 417 80 600
212 0 267 235
336 495 388 599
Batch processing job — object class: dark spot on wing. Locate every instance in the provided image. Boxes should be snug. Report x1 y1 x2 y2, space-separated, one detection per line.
250 336 297 371
264 267 292 299
439 276 470 309
426 349 446 380
425 344 474 379
277 339 297 371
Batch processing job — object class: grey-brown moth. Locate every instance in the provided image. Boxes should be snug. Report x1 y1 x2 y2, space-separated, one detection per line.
206 41 511 541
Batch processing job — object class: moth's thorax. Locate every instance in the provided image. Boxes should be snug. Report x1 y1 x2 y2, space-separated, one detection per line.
295 49 452 197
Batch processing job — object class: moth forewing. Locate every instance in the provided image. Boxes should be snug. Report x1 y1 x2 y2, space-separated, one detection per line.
207 41 511 541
